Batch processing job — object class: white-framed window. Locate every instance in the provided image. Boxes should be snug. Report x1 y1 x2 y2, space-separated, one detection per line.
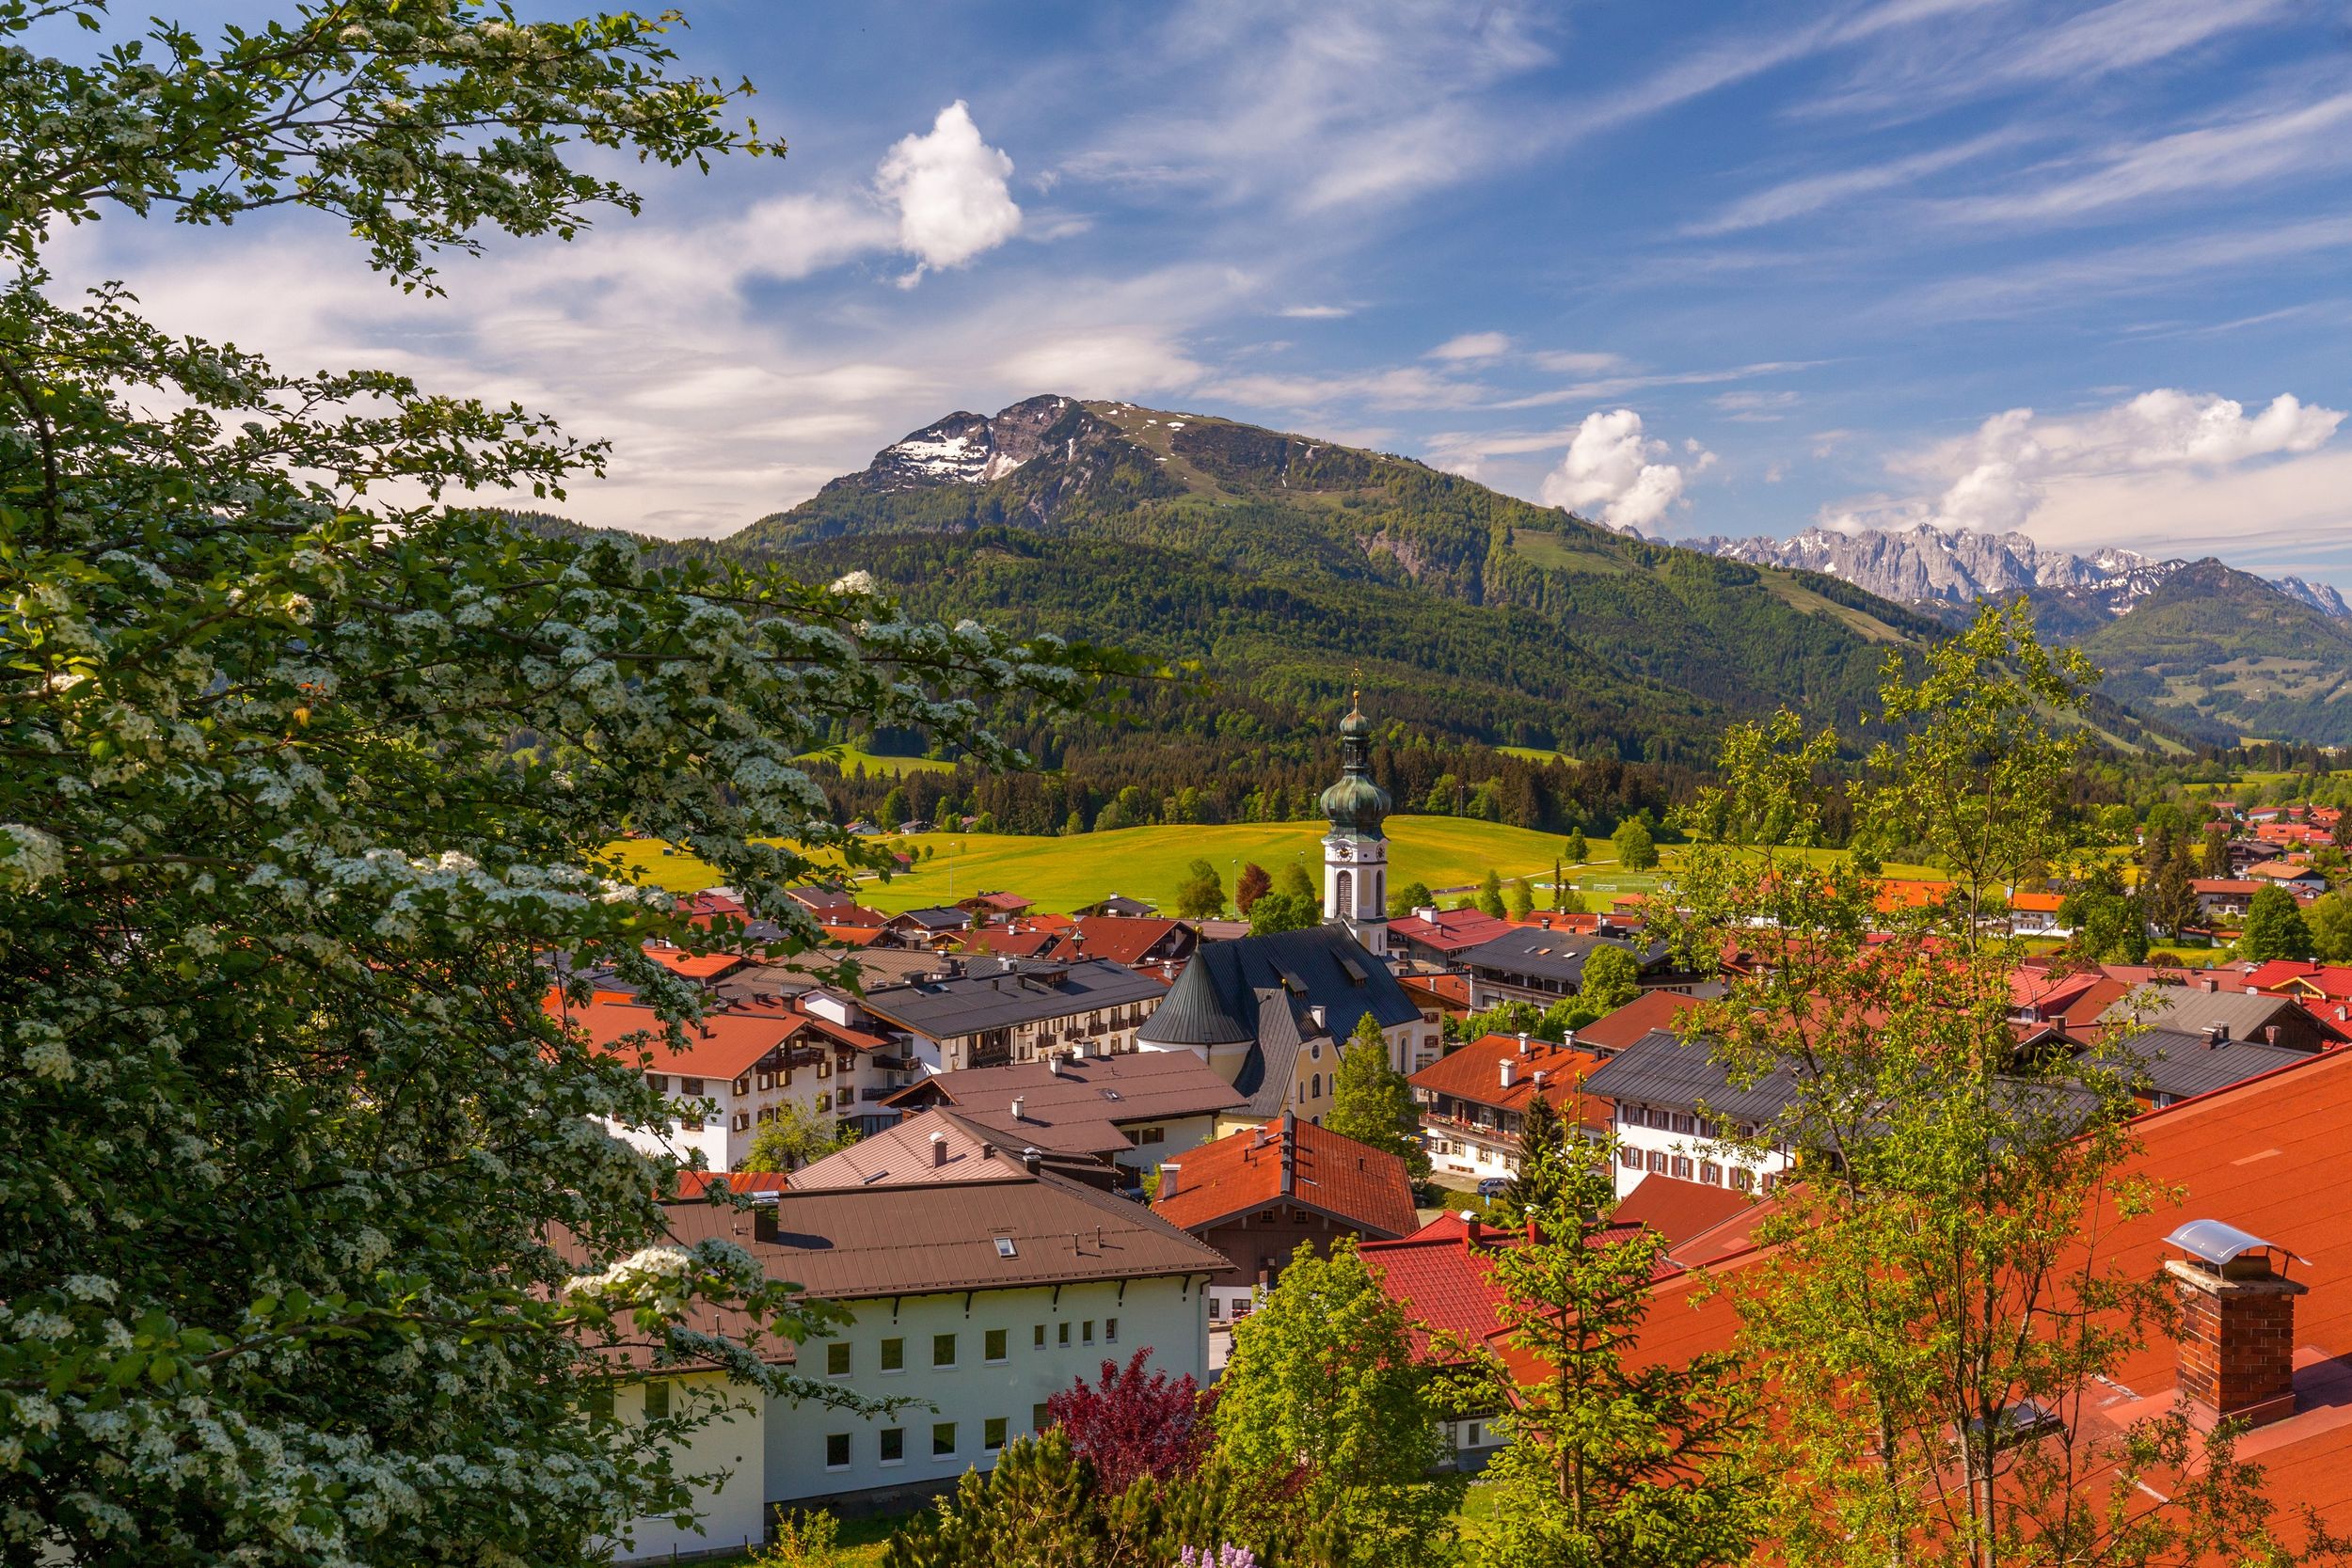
985 1329 1008 1363
880 1427 905 1465
825 1433 850 1470
826 1342 850 1377
932 1422 957 1459
881 1337 904 1372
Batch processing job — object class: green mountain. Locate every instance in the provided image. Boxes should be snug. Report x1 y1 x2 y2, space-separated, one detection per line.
722 395 2185 764
2073 559 2352 746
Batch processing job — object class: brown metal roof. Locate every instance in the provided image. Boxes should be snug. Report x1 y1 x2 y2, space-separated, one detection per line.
658 1167 1229 1299
882 1048 1245 1137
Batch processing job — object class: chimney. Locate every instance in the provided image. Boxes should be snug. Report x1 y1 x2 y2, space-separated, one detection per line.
1010 1095 1026 1121
2201 974 2220 992
929 1130 948 1167
1500 1059 1518 1089
1517 1033 1532 1055
1532 1069 1549 1088
2164 1221 2307 1430
1021 1146 1042 1174
1158 1161 1180 1199
751 1193 781 1244
1047 1054 1061 1076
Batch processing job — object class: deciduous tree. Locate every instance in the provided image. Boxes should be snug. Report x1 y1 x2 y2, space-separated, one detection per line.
1235 862 1273 914
1046 1349 1216 1493
1578 942 1642 1015
2240 883 2315 962
740 1103 861 1173
1478 867 1507 918
1613 817 1659 871
1175 857 1227 919
0 4 1104 1560
1213 1242 1463 1567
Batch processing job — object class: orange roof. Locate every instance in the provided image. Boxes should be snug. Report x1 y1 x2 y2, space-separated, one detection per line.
1611 1172 1755 1249
552 996 797 1079
1152 1115 1418 1240
642 946 748 980
675 1170 790 1196
1401 973 1473 1010
818 925 885 948
1409 1034 1610 1131
2008 890 2066 913
1069 915 1191 967
1574 990 1701 1053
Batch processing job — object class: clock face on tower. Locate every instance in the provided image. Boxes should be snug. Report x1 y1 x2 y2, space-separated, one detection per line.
1332 842 1352 860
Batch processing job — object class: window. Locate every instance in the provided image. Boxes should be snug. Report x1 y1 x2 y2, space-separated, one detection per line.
731 1111 750 1132
818 1056 833 1078
1032 1402 1052 1432
932 1333 956 1369
880 1428 904 1465
984 1418 1009 1450
756 1105 774 1123
641 1380 670 1421
1619 1146 1644 1169
757 1070 774 1091
1057 1322 1071 1347
1208 1297 1223 1320
1137 1127 1164 1145
1700 1161 1723 1186
985 1328 1008 1363
1646 1149 1667 1173
582 1386 614 1427
679 1077 705 1098
1673 1113 1695 1135
1646 1107 1671 1131
880 1337 904 1372
1465 1420 1483 1448
1732 1168 1756 1194
1671 1156 1694 1180
1309 1040 1321 1061
932 1422 957 1458
826 1342 851 1377
733 1075 751 1097
816 1090 831 1112
994 1236 1017 1259
1104 1317 1119 1344
647 1073 671 1094
824 1432 850 1470
1033 1323 1046 1349
1082 1320 1095 1345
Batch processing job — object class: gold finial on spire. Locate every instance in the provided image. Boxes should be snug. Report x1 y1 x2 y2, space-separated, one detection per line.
1350 665 1361 710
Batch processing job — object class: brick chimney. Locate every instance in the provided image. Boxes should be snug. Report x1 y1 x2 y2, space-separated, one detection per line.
2164 1220 2308 1429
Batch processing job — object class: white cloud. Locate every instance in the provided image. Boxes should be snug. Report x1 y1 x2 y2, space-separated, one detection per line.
876 102 1024 283
1279 304 1354 319
1428 331 1512 361
1824 388 2346 537
1538 409 1690 534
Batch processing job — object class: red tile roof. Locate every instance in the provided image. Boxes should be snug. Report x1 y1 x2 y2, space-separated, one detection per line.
674 1169 791 1196
1152 1115 1418 1239
1409 1034 1610 1131
1365 1211 1678 1360
1611 1173 1755 1249
1069 915 1192 967
1386 908 1518 955
1401 974 1473 1011
1574 990 1701 1053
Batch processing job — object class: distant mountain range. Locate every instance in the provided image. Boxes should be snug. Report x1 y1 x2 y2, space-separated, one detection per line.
1688 524 2349 637
707 396 2193 762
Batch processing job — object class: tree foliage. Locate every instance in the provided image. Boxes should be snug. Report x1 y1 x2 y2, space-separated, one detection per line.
1212 1242 1463 1567
1046 1349 1217 1494
0 5 1103 1560
1659 605 2324 1568
1326 1013 1430 1184
1466 1137 1759 1568
1577 943 1642 1015
1478 866 1507 918
739 1102 861 1173
1248 891 1321 937
1175 857 1228 919
1235 862 1273 914
1498 1093 1570 1220
1613 817 1659 871
2239 883 2315 961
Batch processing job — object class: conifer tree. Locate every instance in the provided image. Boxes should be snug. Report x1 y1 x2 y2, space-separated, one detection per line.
1467 1137 1759 1568
1327 1014 1431 1182
1499 1093 1571 1219
1508 877 1536 919
1478 867 1507 917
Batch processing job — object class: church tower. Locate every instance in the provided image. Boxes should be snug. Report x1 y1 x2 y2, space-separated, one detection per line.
1318 692 1391 956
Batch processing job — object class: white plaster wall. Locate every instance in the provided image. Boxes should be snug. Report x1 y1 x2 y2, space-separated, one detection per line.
764 1275 1208 1505
602 1371 768 1564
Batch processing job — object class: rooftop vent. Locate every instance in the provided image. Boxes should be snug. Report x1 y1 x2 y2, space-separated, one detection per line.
1010 1096 1026 1122
929 1130 948 1168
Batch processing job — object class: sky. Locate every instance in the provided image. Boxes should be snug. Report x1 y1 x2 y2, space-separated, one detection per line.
56 0 2352 584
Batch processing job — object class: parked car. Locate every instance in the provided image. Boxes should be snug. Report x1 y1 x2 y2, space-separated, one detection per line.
1475 1177 1510 1199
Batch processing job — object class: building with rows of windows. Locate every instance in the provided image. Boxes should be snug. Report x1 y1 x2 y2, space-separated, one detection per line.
589 1157 1225 1561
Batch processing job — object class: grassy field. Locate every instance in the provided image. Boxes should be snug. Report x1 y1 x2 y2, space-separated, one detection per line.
609 817 1606 912
794 743 954 777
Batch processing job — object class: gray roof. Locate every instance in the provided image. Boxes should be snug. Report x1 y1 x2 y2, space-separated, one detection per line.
1579 1027 1802 1124
2100 1027 2314 1101
889 906 973 930
857 958 1168 1039
2100 988 2312 1042
1136 925 1419 1053
880 1050 1246 1156
1459 928 1666 986
657 1167 1230 1300
1232 988 1314 1118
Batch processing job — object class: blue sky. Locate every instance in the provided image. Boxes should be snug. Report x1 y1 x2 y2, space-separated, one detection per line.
64 0 2352 581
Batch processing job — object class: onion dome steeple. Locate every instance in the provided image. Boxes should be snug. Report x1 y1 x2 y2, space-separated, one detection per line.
1317 687 1391 839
